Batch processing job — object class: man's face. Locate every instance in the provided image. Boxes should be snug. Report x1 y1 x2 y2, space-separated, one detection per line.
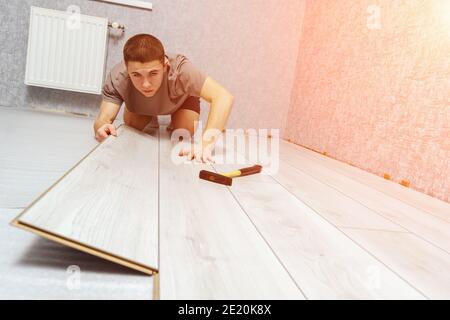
126 58 168 97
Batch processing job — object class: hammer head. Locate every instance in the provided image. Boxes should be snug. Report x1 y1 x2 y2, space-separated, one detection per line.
199 170 232 186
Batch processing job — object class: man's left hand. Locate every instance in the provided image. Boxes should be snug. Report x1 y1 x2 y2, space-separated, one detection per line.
179 142 215 163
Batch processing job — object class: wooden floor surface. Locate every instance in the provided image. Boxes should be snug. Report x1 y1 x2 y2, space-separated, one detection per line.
1 106 449 299
158 127 304 299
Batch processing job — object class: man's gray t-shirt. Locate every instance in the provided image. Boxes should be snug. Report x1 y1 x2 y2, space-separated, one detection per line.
101 52 207 116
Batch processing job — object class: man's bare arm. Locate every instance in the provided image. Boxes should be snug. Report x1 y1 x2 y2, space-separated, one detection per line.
93 100 121 142
199 76 234 147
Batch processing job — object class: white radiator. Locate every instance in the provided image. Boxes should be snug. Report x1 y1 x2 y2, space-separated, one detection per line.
24 6 109 94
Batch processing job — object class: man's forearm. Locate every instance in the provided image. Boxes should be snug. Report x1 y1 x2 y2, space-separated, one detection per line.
202 94 234 147
94 101 121 133
94 117 113 133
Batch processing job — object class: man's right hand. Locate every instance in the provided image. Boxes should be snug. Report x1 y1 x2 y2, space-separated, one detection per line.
95 123 117 142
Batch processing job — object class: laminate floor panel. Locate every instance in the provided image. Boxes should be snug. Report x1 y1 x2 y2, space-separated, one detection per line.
0 208 153 299
158 127 305 299
0 108 155 299
212 142 424 299
278 141 450 254
281 140 450 223
11 123 159 275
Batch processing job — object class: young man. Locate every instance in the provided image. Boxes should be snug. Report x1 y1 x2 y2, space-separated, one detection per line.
93 34 234 163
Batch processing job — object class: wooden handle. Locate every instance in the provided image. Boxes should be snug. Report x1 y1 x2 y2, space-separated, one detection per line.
237 165 262 177
199 170 233 186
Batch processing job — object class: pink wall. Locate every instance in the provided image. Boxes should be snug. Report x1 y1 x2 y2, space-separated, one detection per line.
284 0 450 203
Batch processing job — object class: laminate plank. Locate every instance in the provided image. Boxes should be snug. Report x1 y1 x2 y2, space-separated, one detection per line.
256 139 450 298
278 141 450 253
213 134 404 231
274 162 405 231
280 140 450 223
158 127 304 299
212 148 424 299
0 208 153 299
12 125 158 274
342 228 450 299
